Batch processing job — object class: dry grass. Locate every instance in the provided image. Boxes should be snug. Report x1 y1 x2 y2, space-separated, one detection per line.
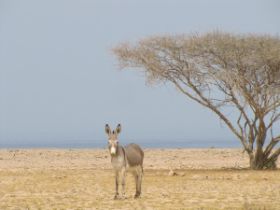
0 149 280 209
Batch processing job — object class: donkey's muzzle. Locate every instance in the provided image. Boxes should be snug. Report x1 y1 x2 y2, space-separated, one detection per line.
110 147 117 155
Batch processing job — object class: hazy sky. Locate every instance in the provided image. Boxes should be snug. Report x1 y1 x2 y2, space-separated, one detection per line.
0 0 279 147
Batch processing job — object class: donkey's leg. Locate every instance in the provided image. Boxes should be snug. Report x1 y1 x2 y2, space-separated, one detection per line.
120 168 126 198
114 171 119 199
133 172 139 199
134 167 143 198
137 169 143 197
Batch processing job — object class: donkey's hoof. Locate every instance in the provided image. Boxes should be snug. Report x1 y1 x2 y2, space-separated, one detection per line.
134 194 141 199
114 195 120 200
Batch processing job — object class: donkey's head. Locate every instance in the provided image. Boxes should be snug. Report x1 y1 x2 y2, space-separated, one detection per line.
105 124 121 155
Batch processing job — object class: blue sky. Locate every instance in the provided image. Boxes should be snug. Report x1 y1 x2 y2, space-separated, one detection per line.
0 0 279 147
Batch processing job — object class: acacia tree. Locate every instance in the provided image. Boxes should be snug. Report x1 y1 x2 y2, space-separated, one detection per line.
113 32 280 169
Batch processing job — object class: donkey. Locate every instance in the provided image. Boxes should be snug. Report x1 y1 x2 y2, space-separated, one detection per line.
105 124 144 199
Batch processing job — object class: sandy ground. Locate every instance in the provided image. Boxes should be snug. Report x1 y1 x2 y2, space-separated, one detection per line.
0 148 280 209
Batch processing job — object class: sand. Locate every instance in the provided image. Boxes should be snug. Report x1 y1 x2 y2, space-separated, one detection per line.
0 148 280 209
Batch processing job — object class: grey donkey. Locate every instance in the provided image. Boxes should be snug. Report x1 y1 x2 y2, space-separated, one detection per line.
105 124 144 199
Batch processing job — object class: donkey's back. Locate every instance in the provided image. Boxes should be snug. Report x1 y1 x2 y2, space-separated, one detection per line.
124 143 144 167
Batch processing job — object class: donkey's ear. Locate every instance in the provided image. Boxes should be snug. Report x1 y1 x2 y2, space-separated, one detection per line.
116 124 121 134
105 124 111 135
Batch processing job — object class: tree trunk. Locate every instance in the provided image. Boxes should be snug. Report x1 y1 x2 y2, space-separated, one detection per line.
247 123 278 170
249 152 277 170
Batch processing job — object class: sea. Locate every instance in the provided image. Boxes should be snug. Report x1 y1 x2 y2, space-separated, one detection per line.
0 138 241 149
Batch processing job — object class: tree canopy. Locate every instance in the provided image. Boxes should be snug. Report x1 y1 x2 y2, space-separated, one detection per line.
113 32 280 169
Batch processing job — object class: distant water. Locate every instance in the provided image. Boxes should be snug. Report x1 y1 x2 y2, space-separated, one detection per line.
0 139 241 149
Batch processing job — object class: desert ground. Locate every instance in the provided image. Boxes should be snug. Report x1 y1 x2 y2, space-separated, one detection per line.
0 148 280 209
